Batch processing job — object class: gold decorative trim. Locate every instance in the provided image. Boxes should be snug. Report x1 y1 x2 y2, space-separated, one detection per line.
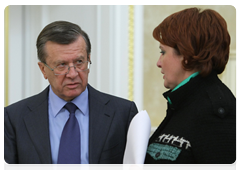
4 6 9 106
236 66 238 100
128 5 134 101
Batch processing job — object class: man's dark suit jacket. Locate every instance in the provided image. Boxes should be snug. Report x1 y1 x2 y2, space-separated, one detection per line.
4 84 138 164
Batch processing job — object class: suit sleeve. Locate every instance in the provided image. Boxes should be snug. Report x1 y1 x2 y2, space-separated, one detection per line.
127 101 138 127
4 108 18 164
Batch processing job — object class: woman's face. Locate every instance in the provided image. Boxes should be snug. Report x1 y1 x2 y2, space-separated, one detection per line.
157 44 192 90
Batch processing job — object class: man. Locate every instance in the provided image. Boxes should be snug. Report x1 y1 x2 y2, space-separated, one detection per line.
4 21 138 164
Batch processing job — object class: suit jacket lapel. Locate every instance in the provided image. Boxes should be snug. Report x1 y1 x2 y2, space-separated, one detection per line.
21 85 116 164
23 87 52 163
88 84 115 164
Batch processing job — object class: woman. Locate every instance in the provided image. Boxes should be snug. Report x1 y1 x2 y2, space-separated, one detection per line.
144 7 236 164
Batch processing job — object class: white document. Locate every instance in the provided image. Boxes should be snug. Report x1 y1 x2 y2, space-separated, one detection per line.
123 110 151 164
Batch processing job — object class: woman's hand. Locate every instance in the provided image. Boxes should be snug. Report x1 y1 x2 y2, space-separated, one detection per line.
129 165 143 170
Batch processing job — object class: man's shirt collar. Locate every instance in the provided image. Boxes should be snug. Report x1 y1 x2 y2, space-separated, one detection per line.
49 85 89 117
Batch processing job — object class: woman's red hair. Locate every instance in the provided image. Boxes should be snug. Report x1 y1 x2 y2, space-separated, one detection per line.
153 7 230 76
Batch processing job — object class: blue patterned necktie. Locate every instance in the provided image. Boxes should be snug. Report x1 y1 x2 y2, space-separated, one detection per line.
57 102 81 164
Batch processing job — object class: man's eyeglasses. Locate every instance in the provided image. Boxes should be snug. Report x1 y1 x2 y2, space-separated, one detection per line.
43 61 92 75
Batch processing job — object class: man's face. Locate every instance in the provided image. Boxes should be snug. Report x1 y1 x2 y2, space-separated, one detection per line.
38 36 90 101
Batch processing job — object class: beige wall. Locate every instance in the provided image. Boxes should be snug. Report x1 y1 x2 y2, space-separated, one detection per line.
143 5 236 127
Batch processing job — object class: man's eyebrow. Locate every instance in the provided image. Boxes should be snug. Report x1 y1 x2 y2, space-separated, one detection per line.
52 60 65 65
74 56 86 62
55 56 85 64
75 56 85 60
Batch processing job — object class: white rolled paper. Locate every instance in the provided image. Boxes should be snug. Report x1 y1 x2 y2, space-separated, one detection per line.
123 110 151 164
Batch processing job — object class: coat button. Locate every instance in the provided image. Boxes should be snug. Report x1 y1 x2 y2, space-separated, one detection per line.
155 152 160 158
217 107 226 118
218 107 225 114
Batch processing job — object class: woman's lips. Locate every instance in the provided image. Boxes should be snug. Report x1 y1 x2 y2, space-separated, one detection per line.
161 71 165 79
